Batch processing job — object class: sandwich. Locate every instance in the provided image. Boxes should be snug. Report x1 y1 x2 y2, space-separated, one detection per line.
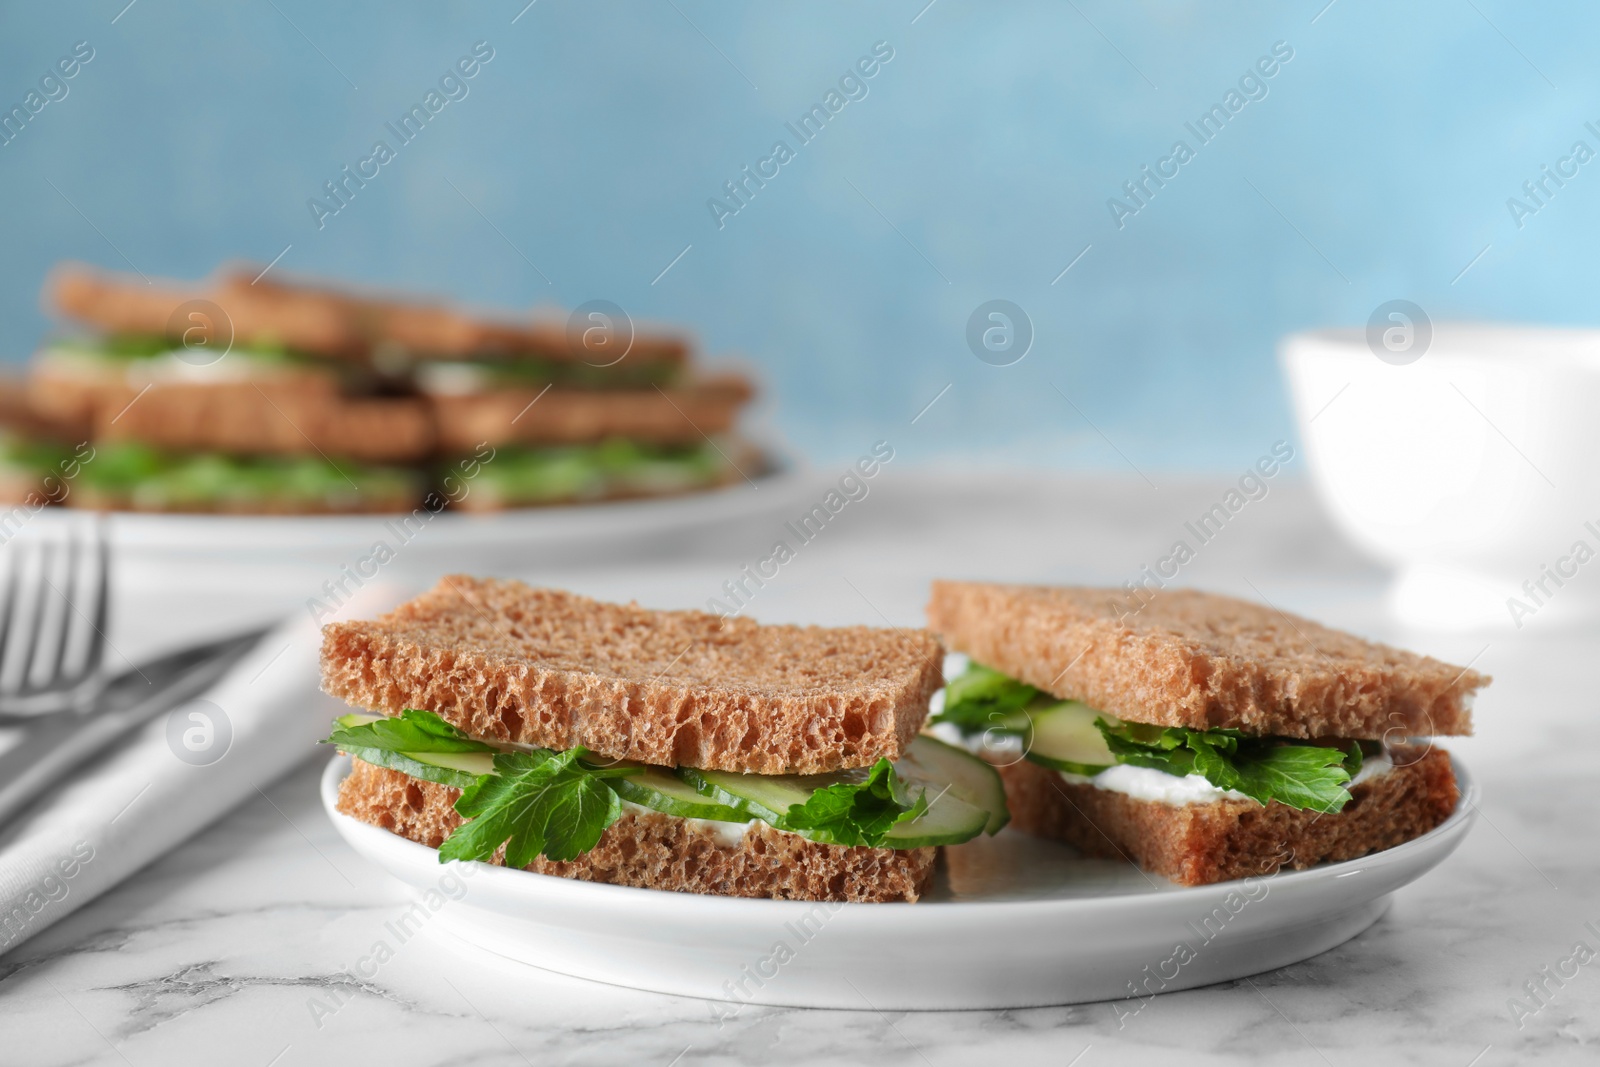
218 268 758 509
9 262 758 514
320 578 1008 902
0 378 93 506
926 582 1487 886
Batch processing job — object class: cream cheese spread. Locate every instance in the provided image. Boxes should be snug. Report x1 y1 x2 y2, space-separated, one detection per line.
1060 748 1395 807
414 361 489 396
618 799 757 847
1349 749 1394 787
1059 764 1252 805
40 345 299 385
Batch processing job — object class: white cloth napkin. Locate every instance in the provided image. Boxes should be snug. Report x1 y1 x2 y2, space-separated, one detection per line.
0 585 400 959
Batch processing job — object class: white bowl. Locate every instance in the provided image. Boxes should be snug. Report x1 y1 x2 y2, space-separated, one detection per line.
1281 324 1600 630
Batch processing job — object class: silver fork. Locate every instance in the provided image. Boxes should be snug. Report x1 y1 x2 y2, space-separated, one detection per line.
0 518 110 720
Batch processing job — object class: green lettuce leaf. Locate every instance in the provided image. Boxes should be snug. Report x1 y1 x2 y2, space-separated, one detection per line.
324 708 946 861
932 662 1039 733
323 709 497 788
438 749 636 865
1227 745 1360 812
778 758 930 847
1096 721 1360 813
326 708 494 754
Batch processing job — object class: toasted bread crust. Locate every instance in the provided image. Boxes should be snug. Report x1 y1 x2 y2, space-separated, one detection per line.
47 263 369 358
218 270 691 365
46 263 692 367
428 374 754 449
28 354 342 429
927 582 1485 739
90 386 435 462
336 759 935 902
320 578 943 774
0 376 90 443
995 746 1459 886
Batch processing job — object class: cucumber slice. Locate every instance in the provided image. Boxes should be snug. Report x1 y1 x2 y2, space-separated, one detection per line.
1023 701 1117 775
332 714 498 787
684 763 989 848
994 710 1032 733
339 746 485 789
1024 752 1112 775
680 738 1003 847
678 766 866 823
603 763 750 822
407 750 498 777
881 791 989 848
893 735 1009 834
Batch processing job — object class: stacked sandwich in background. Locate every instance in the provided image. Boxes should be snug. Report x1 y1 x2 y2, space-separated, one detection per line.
1 262 756 514
321 579 1009 902
927 582 1487 886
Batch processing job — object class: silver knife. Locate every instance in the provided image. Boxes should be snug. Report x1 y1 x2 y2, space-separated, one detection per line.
0 627 271 826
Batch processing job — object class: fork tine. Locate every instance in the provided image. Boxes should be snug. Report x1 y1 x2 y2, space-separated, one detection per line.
84 517 110 679
13 539 53 695
0 518 113 715
44 526 80 690
0 541 20 694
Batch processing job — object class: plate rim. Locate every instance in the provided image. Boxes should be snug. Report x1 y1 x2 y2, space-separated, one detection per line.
319 751 1478 919
29 456 811 549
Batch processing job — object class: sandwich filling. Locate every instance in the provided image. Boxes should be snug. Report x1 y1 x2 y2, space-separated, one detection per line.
45 333 321 365
38 336 370 388
43 335 684 392
466 439 733 506
935 663 1387 813
413 356 681 393
324 709 1008 865
1062 750 1394 806
67 442 417 511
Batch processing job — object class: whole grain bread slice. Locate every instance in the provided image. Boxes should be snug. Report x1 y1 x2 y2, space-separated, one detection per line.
47 262 369 359
992 746 1458 886
28 348 343 428
48 262 694 368
337 758 935 902
321 578 944 774
927 582 1486 739
428 374 754 450
0 376 90 444
219 269 691 367
91 384 435 462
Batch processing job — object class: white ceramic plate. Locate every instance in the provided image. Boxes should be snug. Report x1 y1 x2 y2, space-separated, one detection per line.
320 754 1478 1010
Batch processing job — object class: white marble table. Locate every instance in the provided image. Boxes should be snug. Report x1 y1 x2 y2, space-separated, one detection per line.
2 472 1596 1066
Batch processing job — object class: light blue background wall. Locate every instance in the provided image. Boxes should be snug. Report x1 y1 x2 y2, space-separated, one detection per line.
0 1 1590 471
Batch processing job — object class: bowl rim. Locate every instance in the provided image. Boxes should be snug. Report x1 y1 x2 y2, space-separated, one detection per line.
1279 322 1600 368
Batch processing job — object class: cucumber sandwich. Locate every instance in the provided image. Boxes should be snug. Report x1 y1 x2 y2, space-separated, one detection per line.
926 582 1489 886
320 577 1007 902
0 262 756 515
